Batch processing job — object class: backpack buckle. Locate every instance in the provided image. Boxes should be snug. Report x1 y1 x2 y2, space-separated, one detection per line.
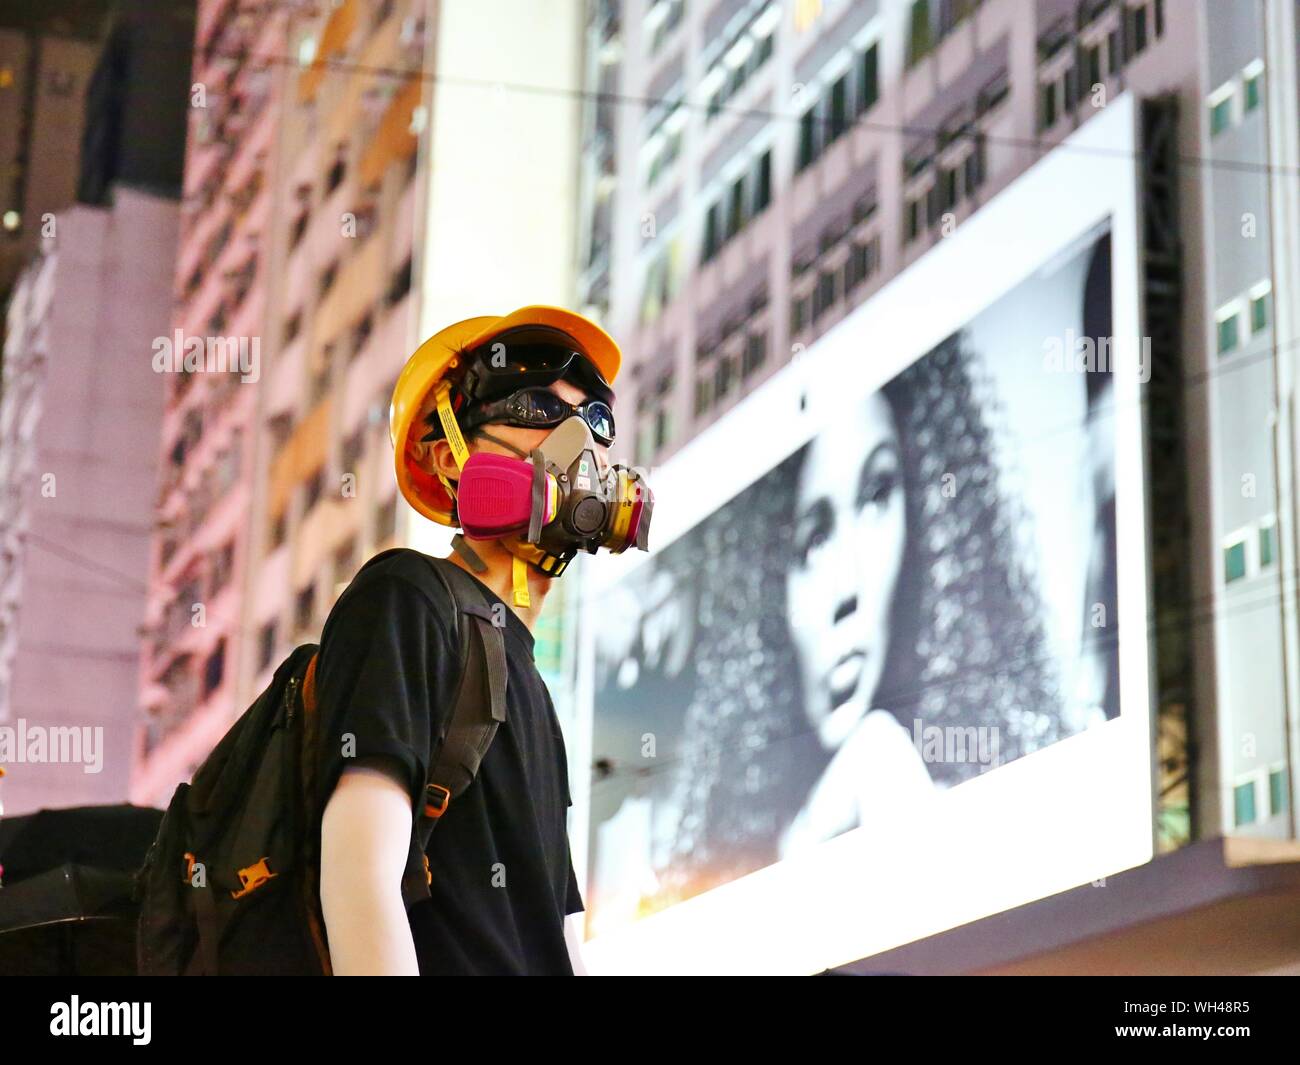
230 857 278 899
424 783 451 818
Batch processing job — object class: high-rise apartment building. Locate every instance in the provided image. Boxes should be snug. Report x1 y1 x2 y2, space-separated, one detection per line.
0 5 104 301
133 0 290 802
135 0 588 805
0 0 193 814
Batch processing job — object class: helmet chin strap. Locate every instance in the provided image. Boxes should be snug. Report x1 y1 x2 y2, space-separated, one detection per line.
434 389 537 608
453 427 571 607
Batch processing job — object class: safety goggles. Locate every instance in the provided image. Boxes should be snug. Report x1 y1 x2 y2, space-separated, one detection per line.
458 386 616 447
459 334 615 408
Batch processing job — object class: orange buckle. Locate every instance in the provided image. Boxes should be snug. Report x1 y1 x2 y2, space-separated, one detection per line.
230 856 278 899
181 852 198 885
423 853 432 885
424 783 451 819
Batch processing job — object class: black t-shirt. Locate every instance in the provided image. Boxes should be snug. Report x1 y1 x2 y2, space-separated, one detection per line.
311 548 584 975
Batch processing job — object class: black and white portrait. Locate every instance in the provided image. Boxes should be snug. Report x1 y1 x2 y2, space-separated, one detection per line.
585 227 1120 935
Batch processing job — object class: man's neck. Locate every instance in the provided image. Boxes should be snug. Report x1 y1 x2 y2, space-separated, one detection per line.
444 537 553 631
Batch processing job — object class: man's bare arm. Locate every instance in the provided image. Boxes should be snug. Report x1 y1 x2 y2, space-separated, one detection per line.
565 912 588 975
319 756 420 976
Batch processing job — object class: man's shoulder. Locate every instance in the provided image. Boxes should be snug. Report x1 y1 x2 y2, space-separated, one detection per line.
330 548 458 629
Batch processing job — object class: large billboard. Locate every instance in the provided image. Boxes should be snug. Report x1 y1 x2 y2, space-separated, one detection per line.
574 96 1151 974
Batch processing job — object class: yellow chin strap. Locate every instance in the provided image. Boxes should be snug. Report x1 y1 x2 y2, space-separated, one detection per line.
434 381 533 609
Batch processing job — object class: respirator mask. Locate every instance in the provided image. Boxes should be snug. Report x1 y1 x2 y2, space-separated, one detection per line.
457 415 652 564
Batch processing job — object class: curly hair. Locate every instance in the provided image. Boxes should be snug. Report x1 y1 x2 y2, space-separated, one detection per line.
655 331 1064 902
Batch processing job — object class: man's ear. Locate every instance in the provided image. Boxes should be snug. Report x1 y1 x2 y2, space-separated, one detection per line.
425 438 461 482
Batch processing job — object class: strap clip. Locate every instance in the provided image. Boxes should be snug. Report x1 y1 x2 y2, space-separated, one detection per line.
424 783 451 819
230 856 278 899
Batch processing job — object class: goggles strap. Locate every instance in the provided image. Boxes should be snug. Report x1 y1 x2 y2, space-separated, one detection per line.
450 532 488 574
472 429 528 459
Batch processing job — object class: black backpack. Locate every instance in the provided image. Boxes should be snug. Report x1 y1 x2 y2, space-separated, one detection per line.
134 549 509 975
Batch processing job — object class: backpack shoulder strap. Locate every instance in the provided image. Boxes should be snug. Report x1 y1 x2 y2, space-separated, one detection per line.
399 554 509 906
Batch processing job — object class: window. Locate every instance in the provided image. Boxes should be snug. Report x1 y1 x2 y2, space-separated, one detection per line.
753 150 772 214
1084 44 1101 91
1217 311 1239 355
907 0 933 67
791 293 808 334
925 182 944 228
714 354 735 400
1269 768 1288 816
1062 66 1078 111
1250 289 1270 333
304 465 324 509
1209 92 1233 136
210 541 234 595
813 269 836 321
828 74 848 142
258 620 277 671
203 639 226 697
374 496 396 543
797 104 817 171
940 166 958 212
652 406 671 450
334 538 356 585
742 331 767 376
295 583 315 631
846 237 878 292
905 197 921 243
1224 539 1247 583
1130 4 1147 55
351 310 374 358
857 43 879 114
694 375 712 416
1233 780 1256 826
326 148 346 194
386 256 412 306
726 176 745 239
342 426 365 472
319 260 339 299
1243 65 1262 113
1259 520 1276 568
1040 80 1058 130
967 135 982 191
702 203 720 263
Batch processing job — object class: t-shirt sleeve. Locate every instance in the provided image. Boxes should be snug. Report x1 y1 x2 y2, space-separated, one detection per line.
312 571 459 816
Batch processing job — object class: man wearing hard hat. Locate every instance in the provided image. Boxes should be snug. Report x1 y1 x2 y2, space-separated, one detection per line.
309 306 652 975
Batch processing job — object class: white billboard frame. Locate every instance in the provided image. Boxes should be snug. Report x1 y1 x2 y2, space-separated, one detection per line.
573 94 1152 975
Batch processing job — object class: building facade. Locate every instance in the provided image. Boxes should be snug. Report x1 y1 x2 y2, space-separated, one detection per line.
571 0 1300 969
134 0 588 804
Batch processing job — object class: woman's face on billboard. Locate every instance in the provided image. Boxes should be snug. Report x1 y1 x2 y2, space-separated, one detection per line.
787 390 907 747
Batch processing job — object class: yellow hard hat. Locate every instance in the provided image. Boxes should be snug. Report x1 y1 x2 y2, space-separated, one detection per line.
390 305 622 526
